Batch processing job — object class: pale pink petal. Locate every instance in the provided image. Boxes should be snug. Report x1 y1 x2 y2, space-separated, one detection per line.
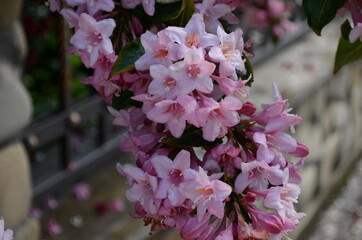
151 155 173 178
234 172 249 194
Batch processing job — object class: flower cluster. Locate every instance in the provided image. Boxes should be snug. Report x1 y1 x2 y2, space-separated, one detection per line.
50 0 309 239
238 0 296 38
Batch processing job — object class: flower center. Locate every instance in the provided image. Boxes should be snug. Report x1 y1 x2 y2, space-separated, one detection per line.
187 64 201 79
155 49 168 59
186 33 201 48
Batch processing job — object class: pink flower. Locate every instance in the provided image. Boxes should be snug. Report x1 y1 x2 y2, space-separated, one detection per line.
121 0 155 16
165 13 219 54
70 13 115 66
151 150 191 206
169 49 216 94
215 223 233 240
46 219 63 236
47 0 61 12
0 219 13 240
196 0 236 34
66 0 114 16
146 95 197 138
118 164 159 214
60 8 79 28
148 64 182 99
192 95 241 141
234 159 286 193
135 30 178 71
44 196 58 210
209 27 245 78
180 213 218 240
179 167 232 220
108 198 125 213
73 183 92 200
247 205 284 234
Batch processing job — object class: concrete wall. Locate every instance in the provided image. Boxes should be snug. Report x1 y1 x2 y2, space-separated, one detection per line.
250 21 362 239
0 0 40 238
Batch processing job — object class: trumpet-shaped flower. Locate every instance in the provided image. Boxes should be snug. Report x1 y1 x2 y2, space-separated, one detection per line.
179 167 232 220
169 49 216 94
70 13 115 66
146 95 197 137
209 27 245 78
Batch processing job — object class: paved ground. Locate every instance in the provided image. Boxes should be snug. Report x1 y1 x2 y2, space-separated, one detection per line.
304 158 362 240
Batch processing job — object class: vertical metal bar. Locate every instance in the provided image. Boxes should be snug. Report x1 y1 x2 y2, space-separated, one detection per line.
58 14 73 170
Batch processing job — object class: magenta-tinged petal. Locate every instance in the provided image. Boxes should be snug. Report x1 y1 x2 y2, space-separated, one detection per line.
147 102 173 123
127 184 146 201
207 198 224 219
235 172 249 194
264 187 283 211
173 150 191 170
265 115 302 134
215 223 233 240
177 95 197 115
122 165 146 182
168 117 186 138
273 132 297 153
60 8 78 28
209 46 226 61
155 178 169 199
212 180 232 200
203 118 220 141
97 18 116 37
142 0 155 16
122 0 141 9
165 27 187 44
289 142 309 157
151 155 173 178
197 203 207 221
220 96 243 110
168 188 185 206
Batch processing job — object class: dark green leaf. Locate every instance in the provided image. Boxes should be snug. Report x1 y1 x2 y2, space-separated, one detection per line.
173 0 195 27
151 0 184 22
341 20 352 40
163 126 222 148
302 0 347 35
334 37 362 73
239 55 254 87
112 90 142 110
111 38 145 75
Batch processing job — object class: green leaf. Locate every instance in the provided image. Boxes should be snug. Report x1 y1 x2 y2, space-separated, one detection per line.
243 56 254 87
111 38 145 75
173 0 195 27
334 37 362 73
112 90 142 110
151 0 184 22
163 126 222 148
302 0 347 35
340 20 352 40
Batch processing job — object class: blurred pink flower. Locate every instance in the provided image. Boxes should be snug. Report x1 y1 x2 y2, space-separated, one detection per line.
73 183 92 200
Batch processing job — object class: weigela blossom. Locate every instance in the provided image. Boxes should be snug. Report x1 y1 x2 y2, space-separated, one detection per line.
53 0 309 239
70 13 115 66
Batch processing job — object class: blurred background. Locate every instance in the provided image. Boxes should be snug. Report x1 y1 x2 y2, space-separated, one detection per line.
0 0 361 239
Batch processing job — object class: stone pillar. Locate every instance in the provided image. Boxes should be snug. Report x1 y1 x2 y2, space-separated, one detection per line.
0 0 40 239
